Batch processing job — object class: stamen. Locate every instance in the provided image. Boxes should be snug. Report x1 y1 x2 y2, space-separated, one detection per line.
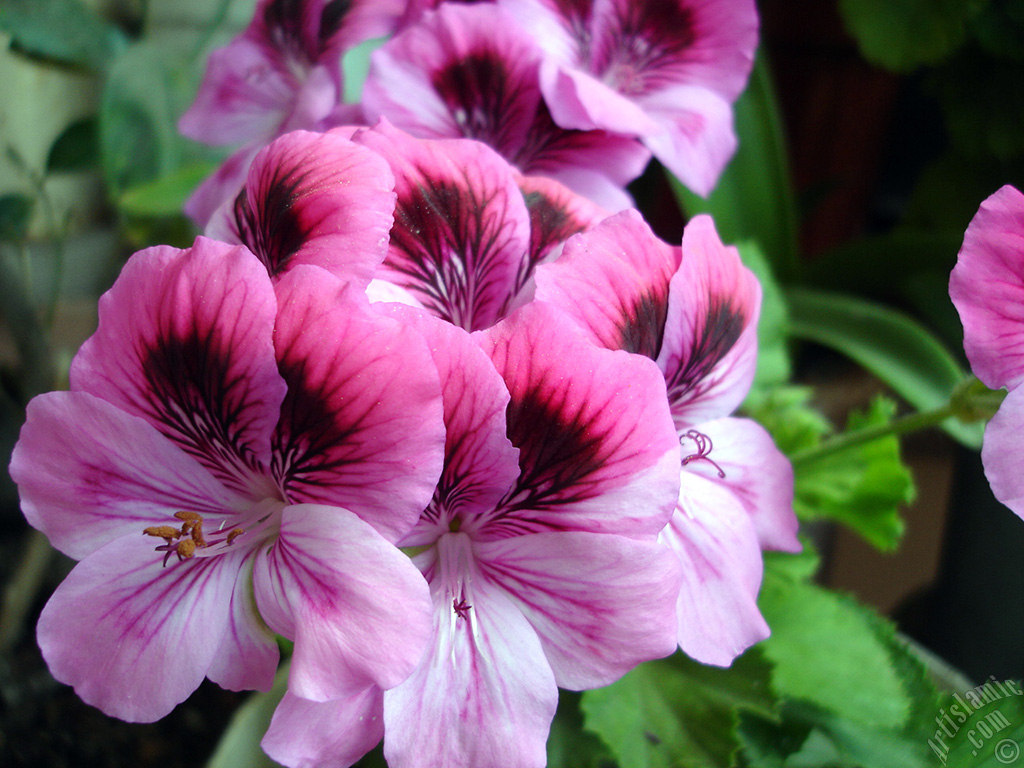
143 526 179 542
176 539 196 559
174 510 202 522
226 528 245 545
680 430 726 478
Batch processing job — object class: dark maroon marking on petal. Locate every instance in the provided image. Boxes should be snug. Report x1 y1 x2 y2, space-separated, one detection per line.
142 332 264 486
263 0 311 63
665 299 745 406
318 0 353 50
595 0 697 95
431 51 527 154
497 382 613 520
234 165 315 279
389 171 517 330
520 190 587 284
619 291 669 360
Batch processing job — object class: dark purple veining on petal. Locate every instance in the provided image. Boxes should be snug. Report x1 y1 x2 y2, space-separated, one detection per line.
494 382 612 528
521 189 587 281
142 332 264 488
553 0 595 62
234 165 315 279
619 291 669 359
431 50 527 158
388 171 517 330
263 0 312 63
594 0 696 95
665 299 745 406
318 0 352 50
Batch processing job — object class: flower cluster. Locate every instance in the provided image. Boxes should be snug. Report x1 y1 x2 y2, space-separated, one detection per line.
11 1 798 767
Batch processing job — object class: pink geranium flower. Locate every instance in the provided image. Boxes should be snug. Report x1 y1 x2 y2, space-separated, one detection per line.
950 184 1024 517
10 238 446 721
536 210 798 665
363 3 651 210
502 0 759 196
262 303 683 768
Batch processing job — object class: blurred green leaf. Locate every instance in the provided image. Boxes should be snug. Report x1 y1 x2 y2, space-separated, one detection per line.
548 692 618 768
0 0 127 69
739 241 791 390
206 665 288 768
759 562 913 730
742 386 831 457
970 0 1024 60
837 0 986 72
342 36 387 103
942 686 1024 767
786 286 982 447
46 117 100 174
581 648 775 768
793 396 914 551
672 56 800 281
0 193 35 242
119 161 218 216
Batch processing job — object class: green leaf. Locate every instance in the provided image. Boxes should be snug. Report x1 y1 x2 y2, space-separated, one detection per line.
671 56 800 281
738 241 790 390
942 683 1024 767
205 665 288 768
342 36 388 103
742 386 831 457
46 116 100 174
548 692 618 768
0 0 127 69
759 563 914 731
793 396 914 550
119 161 219 216
581 648 776 768
786 286 983 448
837 0 985 72
0 193 35 242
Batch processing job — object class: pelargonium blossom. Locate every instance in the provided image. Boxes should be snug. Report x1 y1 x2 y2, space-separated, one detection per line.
362 2 651 210
950 184 1024 518
501 0 759 196
536 210 799 664
178 0 402 224
9 237 446 721
261 303 684 768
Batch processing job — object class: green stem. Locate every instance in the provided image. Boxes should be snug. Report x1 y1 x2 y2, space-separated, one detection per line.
790 402 958 468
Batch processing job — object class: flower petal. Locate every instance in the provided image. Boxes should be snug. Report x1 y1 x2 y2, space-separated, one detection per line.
479 302 680 537
665 470 769 666
70 238 285 491
262 688 384 768
353 122 533 330
383 535 556 768
950 184 1024 390
272 269 445 538
517 173 607 275
479 530 680 689
981 385 1024 520
535 208 679 358
658 214 760 427
36 534 243 722
686 417 799 553
253 503 433 700
208 130 396 284
10 391 250 560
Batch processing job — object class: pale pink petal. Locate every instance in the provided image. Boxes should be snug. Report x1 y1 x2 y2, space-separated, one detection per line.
383 534 556 768
206 550 280 692
272 269 445 539
658 214 760 427
262 688 384 768
687 417 799 553
640 85 737 197
950 184 1024 390
479 530 680 689
253 503 433 701
379 307 521 547
209 130 396 284
36 534 243 722
10 392 248 560
534 209 679 358
70 238 285 491
479 302 680 537
981 385 1024 519
353 122 532 330
539 59 662 135
665 470 769 666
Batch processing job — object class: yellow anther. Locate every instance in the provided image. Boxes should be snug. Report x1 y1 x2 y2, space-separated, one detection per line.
226 528 245 545
176 539 197 559
143 526 179 540
190 520 206 547
174 511 203 523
